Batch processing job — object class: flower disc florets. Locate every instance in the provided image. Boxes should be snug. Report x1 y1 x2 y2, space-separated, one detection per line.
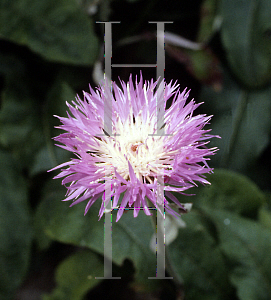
50 75 219 221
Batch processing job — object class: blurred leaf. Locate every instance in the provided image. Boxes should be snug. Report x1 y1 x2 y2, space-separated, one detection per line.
165 45 222 88
168 210 233 300
206 208 271 300
30 81 76 176
0 52 26 77
0 77 44 169
0 0 98 65
176 169 266 218
46 80 77 138
258 205 271 233
219 0 271 88
197 0 219 43
0 150 33 300
189 49 222 87
42 250 104 300
200 71 271 172
150 213 186 253
30 146 72 177
34 183 65 252
35 179 159 291
55 65 93 90
34 202 52 251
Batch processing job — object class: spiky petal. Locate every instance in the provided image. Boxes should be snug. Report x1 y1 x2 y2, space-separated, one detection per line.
49 75 219 221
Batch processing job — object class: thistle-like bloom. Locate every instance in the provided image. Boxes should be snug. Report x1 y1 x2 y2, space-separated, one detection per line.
50 75 218 221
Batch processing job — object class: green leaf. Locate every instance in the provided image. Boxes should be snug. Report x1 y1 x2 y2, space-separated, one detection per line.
168 211 233 300
219 0 271 88
258 205 271 233
30 81 76 176
0 150 33 300
197 0 219 43
188 49 222 85
35 179 159 291
206 209 271 300
0 0 98 65
30 146 72 177
176 169 266 218
200 71 271 173
42 250 104 300
47 80 77 138
0 77 45 169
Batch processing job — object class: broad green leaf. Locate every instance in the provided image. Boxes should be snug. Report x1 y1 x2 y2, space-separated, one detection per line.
206 209 271 300
42 250 104 300
46 80 77 138
0 77 44 169
258 205 271 233
200 71 271 173
219 0 271 88
30 81 76 176
0 0 98 65
176 169 266 218
168 211 233 300
0 151 33 300
35 179 159 291
30 146 72 178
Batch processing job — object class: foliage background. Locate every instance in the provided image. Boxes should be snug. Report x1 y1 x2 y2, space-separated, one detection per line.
0 0 271 299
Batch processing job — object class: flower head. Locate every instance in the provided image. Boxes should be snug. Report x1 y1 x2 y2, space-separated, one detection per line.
50 75 219 221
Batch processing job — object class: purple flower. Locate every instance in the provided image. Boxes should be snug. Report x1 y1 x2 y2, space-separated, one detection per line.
49 75 219 221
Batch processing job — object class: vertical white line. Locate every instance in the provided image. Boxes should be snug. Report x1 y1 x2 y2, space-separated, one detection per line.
95 21 121 280
148 21 173 280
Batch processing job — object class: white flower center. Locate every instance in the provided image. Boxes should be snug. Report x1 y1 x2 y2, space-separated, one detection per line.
94 112 176 183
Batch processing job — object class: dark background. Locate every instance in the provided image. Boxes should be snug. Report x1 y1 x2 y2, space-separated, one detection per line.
1 0 271 299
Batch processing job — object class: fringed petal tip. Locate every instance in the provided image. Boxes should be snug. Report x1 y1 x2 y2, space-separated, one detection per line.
49 74 219 221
